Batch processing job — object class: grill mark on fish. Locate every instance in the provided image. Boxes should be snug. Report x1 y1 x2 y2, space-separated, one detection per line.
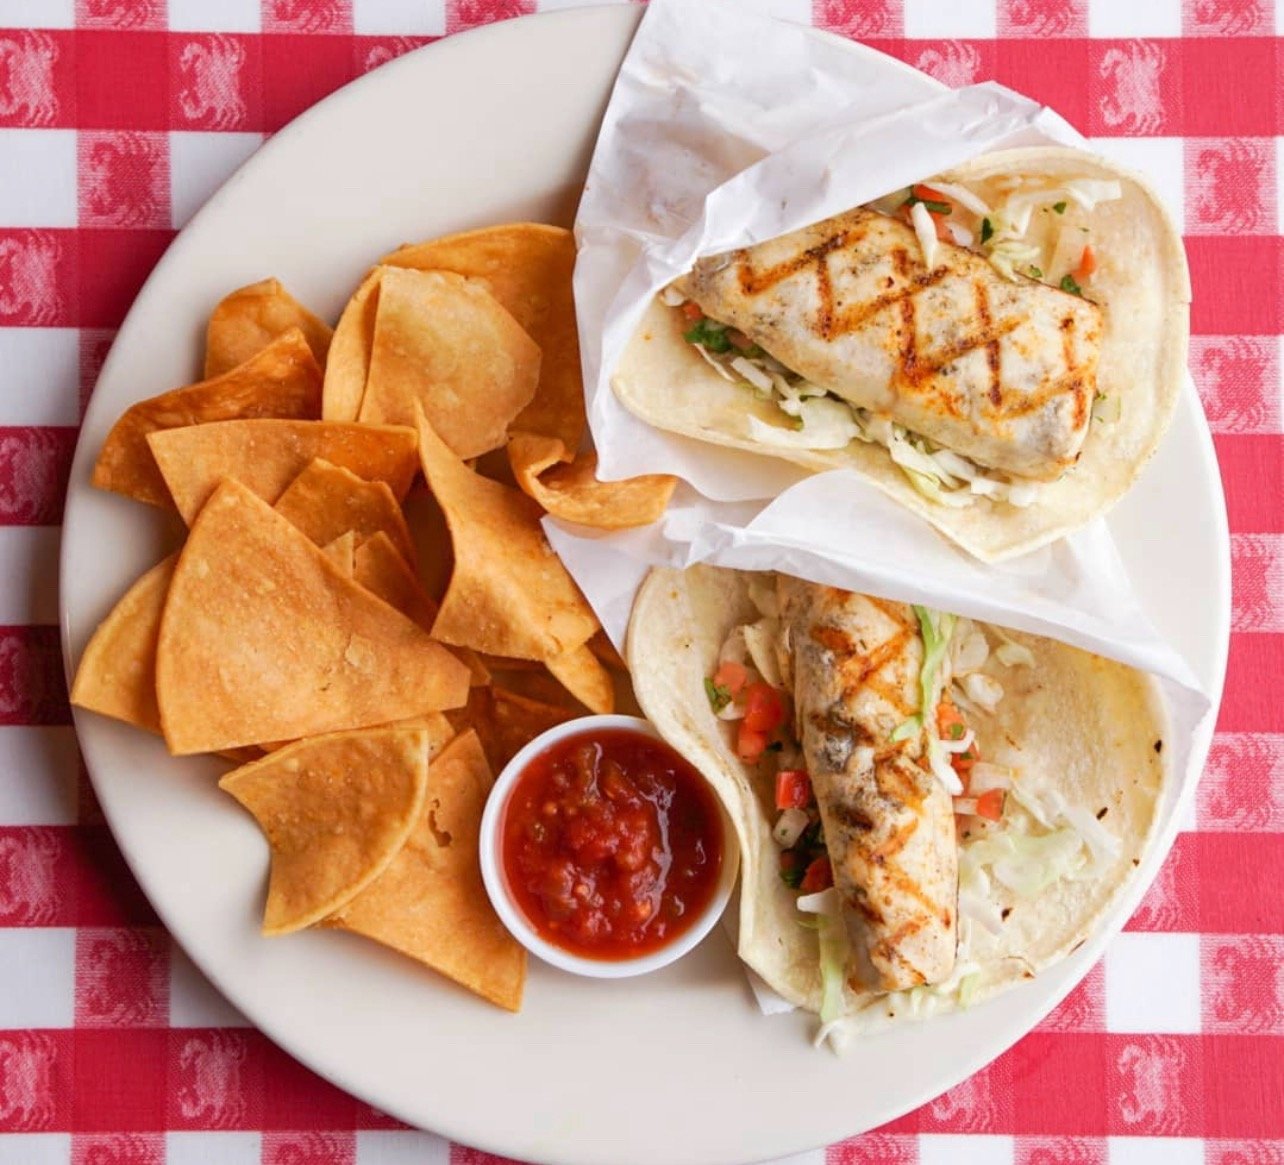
975 279 1003 408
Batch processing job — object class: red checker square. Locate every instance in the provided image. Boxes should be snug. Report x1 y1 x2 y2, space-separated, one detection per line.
78 130 170 230
1195 832 1284 932
0 1031 73 1131
0 623 71 725
812 0 906 38
0 426 76 525
0 229 77 328
1203 1035 1284 1137
1215 435 1284 533
1232 533 1284 632
0 29 75 129
75 0 166 30
260 33 356 133
1202 934 1284 1035
74 31 170 130
1187 236 1284 336
80 328 116 417
1190 335 1280 433
355 1100 409 1129
1006 1033 1108 1135
166 1029 260 1129
1181 39 1277 136
1183 0 1274 36
915 1054 1012 1133
263 0 353 34
75 927 170 1028
995 40 1092 134
71 1029 169 1131
69 826 162 927
264 1132 356 1164
1185 138 1276 236
1034 960 1105 1033
1125 834 1199 932
1198 732 1284 832
169 34 263 132
446 0 536 36
827 1132 919 1164
1087 40 1180 137
1221 634 1284 731
1108 1034 1202 1135
906 40 997 89
354 36 435 77
71 1133 164 1165
1015 1136 1108 1165
998 0 1087 37
254 1030 360 1129
77 228 174 329
0 826 73 925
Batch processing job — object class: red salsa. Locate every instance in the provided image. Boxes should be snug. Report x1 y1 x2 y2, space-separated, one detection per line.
501 728 724 960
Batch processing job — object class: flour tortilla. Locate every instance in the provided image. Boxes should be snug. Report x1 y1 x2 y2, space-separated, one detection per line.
627 565 1168 1028
612 148 1190 562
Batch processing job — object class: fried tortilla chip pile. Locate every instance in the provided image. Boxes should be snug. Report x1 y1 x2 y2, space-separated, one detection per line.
71 224 672 1012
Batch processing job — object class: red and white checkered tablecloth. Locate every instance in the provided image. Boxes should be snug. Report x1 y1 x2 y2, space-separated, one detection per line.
1 0 1281 1162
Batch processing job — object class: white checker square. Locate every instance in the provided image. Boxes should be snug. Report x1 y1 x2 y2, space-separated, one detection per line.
1104 932 1201 1033
904 0 996 38
353 0 446 35
166 0 262 32
0 130 77 228
166 1132 262 1165
168 132 263 229
1108 1137 1204 1165
0 328 80 426
0 1 75 27
920 1135 1014 1165
0 727 80 825
1088 0 1182 37
0 928 75 1027
0 1135 72 1165
169 944 251 1027
1086 137 1185 233
355 1130 451 1165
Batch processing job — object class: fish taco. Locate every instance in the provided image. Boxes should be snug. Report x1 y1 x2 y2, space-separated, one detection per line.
627 564 1167 1039
612 147 1190 561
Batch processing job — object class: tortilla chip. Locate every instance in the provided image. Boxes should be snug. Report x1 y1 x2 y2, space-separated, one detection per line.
70 554 176 733
546 642 613 715
323 267 382 422
402 486 453 604
508 432 675 530
274 458 416 565
148 418 419 524
156 479 470 754
219 725 430 935
446 686 577 773
359 268 540 460
257 711 455 757
384 224 583 449
204 279 332 379
486 667 586 712
416 409 598 661
92 330 322 509
321 530 356 577
326 730 525 1011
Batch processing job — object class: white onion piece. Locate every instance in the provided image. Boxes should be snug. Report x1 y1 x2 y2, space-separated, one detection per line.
660 285 687 307
730 355 774 392
924 180 991 217
773 807 810 848
963 672 1004 713
910 200 939 268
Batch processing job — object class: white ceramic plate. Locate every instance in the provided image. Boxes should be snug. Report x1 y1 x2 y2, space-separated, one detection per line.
61 9 1230 1164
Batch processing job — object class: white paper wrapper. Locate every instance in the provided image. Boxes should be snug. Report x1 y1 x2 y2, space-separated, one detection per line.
561 0 1214 1016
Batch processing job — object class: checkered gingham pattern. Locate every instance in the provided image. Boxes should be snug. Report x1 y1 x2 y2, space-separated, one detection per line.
0 0 1281 1162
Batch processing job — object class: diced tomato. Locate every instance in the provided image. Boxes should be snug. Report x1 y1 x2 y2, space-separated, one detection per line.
1076 244 1096 281
712 660 748 698
680 301 704 322
800 856 833 893
742 682 786 734
912 184 949 204
937 698 967 740
974 788 1005 821
737 722 770 762
727 329 755 350
775 769 812 811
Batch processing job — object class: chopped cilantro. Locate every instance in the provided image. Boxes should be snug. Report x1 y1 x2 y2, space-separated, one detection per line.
980 217 993 244
949 722 965 740
683 318 731 353
1028 265 1043 279
1053 201 1067 214
1060 274 1083 297
780 864 805 889
703 677 731 714
903 194 951 215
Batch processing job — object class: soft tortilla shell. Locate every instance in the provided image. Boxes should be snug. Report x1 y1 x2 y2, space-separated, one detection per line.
612 148 1189 562
627 564 1167 1026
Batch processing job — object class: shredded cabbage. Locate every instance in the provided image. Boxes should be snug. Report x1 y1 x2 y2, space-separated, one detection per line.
797 888 848 1026
746 399 861 449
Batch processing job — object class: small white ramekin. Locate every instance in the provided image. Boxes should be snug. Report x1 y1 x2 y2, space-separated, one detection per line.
479 714 739 979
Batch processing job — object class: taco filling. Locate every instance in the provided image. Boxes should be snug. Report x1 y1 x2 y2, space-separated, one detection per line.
665 177 1122 509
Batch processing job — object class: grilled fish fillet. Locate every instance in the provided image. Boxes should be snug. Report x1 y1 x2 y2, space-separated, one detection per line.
777 578 958 993
676 207 1102 482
